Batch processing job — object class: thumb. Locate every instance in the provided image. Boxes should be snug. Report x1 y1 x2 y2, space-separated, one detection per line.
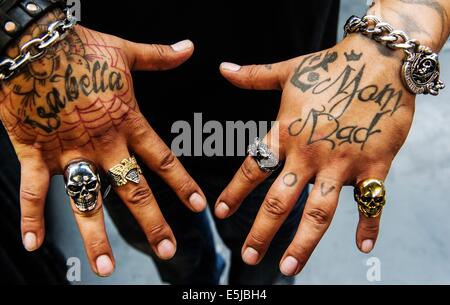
220 61 291 91
125 39 194 71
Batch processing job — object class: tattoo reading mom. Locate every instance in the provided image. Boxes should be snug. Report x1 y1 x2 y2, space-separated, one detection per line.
24 61 125 133
288 50 405 150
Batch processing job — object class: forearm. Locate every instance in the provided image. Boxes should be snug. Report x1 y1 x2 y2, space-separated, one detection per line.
369 0 450 51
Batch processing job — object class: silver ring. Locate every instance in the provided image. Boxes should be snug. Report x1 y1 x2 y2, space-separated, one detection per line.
247 137 281 173
64 159 101 213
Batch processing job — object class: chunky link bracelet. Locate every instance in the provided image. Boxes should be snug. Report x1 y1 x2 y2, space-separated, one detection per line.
344 15 445 96
0 8 77 81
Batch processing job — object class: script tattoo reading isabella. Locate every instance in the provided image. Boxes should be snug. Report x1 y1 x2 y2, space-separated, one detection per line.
0 12 136 152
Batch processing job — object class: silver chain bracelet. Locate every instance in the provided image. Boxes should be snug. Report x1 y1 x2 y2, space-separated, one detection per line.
344 15 445 96
0 9 77 81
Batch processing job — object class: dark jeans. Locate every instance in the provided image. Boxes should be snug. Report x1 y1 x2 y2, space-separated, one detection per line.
104 166 308 285
0 126 67 284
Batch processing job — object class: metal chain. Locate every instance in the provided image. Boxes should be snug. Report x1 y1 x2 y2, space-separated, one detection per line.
344 14 444 96
0 9 77 81
344 15 418 53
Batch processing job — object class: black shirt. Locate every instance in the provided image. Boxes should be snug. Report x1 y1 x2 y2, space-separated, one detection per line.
82 0 340 178
0 0 340 283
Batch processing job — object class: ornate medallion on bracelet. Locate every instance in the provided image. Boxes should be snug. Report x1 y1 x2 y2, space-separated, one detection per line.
344 15 445 96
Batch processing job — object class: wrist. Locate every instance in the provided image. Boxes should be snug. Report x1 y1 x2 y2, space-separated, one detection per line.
343 14 445 96
5 8 65 58
0 0 68 56
1 8 77 81
368 2 445 52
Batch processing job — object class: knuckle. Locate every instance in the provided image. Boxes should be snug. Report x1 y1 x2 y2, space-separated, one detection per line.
158 149 177 171
248 231 268 250
20 188 44 205
151 44 166 61
247 65 261 82
304 207 331 226
125 112 148 131
146 223 168 241
130 127 150 145
178 177 195 195
93 128 118 148
240 160 260 184
126 116 157 146
360 221 380 235
126 186 154 207
22 214 42 226
86 238 109 253
262 196 289 219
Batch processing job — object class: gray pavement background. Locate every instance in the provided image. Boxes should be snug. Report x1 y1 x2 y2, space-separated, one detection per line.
47 0 450 284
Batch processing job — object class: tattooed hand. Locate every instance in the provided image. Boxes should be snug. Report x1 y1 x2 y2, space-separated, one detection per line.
215 34 417 276
214 0 450 277
0 11 206 276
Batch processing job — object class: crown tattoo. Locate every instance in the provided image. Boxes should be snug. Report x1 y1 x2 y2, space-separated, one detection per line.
344 50 363 61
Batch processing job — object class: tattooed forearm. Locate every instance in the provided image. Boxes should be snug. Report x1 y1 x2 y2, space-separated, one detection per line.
371 0 450 51
0 12 135 152
397 0 449 28
289 51 404 150
391 10 432 38
396 0 449 42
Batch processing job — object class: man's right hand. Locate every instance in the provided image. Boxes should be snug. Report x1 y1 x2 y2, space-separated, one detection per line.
0 10 206 277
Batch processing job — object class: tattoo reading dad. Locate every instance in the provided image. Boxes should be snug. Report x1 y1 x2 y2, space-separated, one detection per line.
288 50 404 150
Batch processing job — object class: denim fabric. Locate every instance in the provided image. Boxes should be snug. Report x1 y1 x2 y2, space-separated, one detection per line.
0 126 68 284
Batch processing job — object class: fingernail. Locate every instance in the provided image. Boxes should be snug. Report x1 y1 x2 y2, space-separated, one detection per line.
23 232 37 252
221 62 241 72
157 239 176 259
171 39 193 52
189 193 206 212
96 255 114 277
361 239 374 253
242 247 259 265
280 256 299 276
215 202 230 219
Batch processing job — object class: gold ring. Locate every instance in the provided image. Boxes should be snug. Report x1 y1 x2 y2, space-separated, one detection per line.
354 178 386 218
108 156 142 187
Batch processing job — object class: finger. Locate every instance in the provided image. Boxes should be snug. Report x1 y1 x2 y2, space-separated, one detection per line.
215 133 282 219
356 210 382 254
220 59 293 90
355 170 388 254
19 157 50 252
69 192 115 277
215 156 271 219
128 118 207 213
125 39 194 71
101 151 177 260
241 162 310 265
280 175 343 276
